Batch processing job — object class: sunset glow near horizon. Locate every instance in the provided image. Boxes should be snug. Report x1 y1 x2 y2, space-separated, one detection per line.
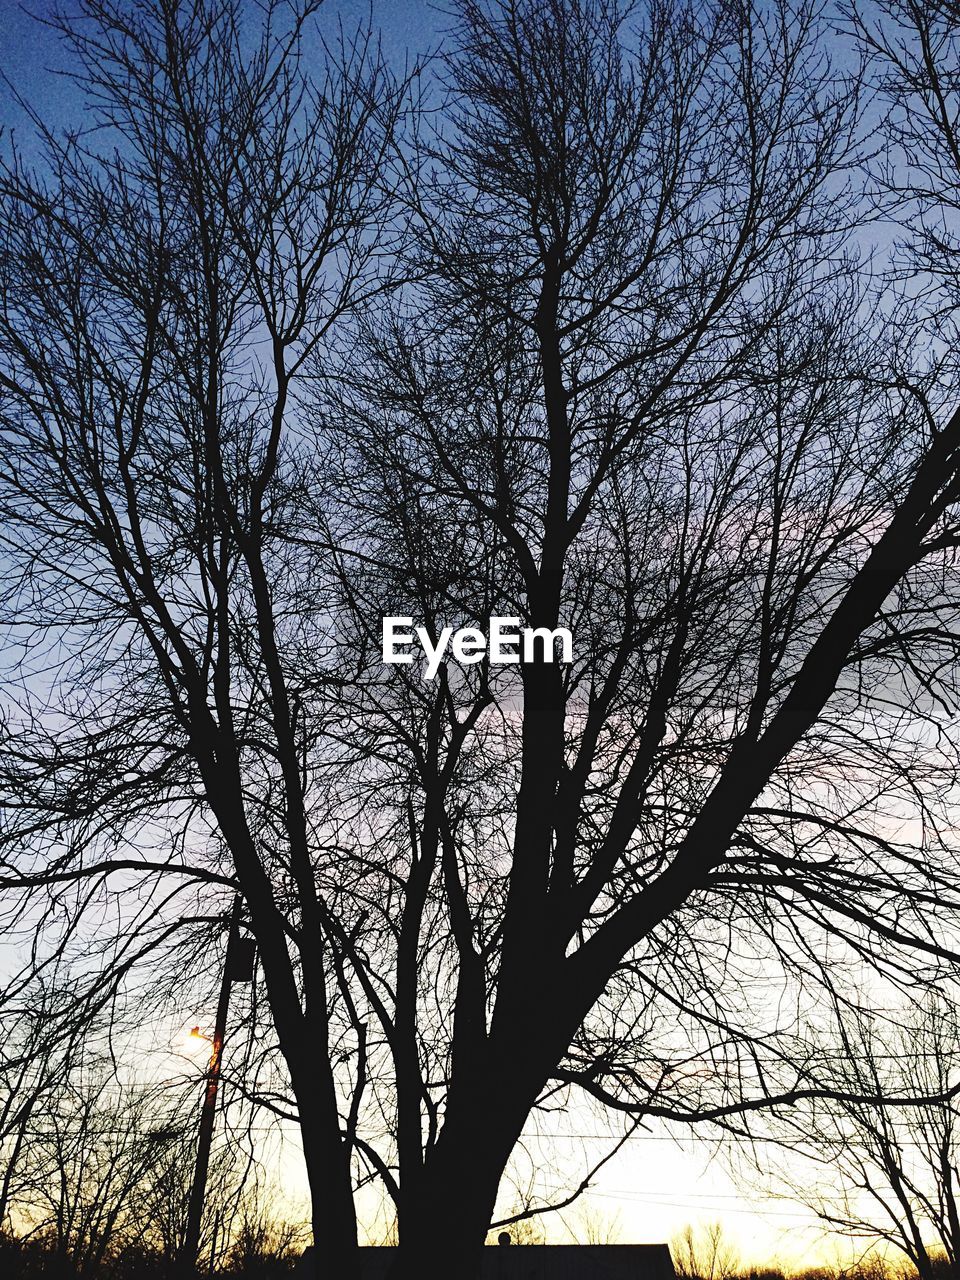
161 1013 876 1269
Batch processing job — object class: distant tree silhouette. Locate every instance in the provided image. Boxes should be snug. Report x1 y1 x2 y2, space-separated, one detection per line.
672 1223 740 1280
754 995 960 1280
0 980 81 1230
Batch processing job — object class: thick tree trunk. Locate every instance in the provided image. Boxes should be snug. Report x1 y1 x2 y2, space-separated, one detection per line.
287 1045 359 1280
386 1127 514 1280
386 1036 552 1280
196 764 359 1279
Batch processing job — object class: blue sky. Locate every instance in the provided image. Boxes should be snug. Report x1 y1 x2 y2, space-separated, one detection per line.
0 0 444 138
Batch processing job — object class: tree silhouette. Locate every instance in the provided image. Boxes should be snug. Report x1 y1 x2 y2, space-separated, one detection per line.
0 1 405 1274
4 3 960 1280
316 2 960 1275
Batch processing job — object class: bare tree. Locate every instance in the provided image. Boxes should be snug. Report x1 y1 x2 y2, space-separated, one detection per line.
12 1066 190 1277
671 1222 741 1280
561 1203 622 1246
740 7 960 1276
222 1202 309 1277
309 1 960 1275
750 996 960 1280
0 978 79 1229
4 1045 280 1278
0 0 405 1275
7 3 960 1280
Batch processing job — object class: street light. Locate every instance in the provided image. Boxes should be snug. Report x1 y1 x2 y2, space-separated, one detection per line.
179 895 256 1277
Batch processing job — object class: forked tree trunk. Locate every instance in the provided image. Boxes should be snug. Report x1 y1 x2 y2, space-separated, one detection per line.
385 1037 552 1280
386 1128 514 1280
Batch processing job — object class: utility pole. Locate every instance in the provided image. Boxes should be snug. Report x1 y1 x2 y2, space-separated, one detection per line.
179 894 255 1276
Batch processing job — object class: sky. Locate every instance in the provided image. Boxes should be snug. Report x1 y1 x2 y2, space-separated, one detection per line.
1 0 443 122
0 0 904 1270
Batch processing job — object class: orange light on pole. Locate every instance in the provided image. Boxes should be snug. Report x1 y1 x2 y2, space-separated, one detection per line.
179 895 255 1277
